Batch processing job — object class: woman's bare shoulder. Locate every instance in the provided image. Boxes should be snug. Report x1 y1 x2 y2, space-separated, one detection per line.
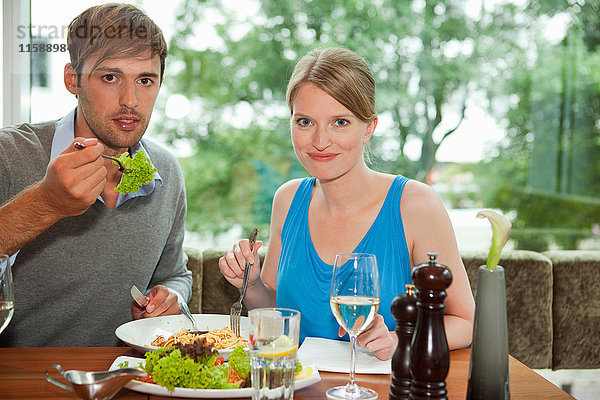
270 178 307 226
402 179 444 212
273 178 305 205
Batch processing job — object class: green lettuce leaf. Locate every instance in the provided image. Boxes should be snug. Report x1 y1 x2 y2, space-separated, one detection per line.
114 150 157 194
142 346 237 392
228 345 250 378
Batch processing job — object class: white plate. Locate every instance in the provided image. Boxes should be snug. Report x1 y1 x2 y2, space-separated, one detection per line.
109 356 321 398
115 314 249 359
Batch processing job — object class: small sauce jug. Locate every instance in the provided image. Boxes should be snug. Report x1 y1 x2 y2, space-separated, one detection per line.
45 363 146 400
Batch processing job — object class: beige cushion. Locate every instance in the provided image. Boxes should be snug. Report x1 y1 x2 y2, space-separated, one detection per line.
544 250 600 369
199 249 244 315
184 247 203 313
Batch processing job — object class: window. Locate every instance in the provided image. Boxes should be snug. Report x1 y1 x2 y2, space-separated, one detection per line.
30 37 49 88
6 0 600 252
1 0 30 126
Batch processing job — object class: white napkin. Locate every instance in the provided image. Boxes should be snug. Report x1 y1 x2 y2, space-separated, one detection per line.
297 337 391 374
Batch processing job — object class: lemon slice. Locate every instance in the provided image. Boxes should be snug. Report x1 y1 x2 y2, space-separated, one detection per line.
295 366 312 380
258 334 297 357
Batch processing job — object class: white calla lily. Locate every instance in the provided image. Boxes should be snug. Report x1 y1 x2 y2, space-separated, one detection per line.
477 209 512 270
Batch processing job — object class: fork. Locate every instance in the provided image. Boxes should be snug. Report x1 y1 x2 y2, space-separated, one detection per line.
180 302 207 335
73 141 132 173
230 228 259 337
100 154 133 173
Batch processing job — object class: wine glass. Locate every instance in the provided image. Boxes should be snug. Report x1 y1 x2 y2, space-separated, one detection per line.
327 253 380 400
0 254 14 334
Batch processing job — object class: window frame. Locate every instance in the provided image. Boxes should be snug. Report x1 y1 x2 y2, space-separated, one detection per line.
2 0 31 126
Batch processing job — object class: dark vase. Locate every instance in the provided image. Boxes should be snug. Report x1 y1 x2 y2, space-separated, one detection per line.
466 265 510 400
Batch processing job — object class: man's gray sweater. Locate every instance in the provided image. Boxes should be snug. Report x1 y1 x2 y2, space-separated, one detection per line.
0 120 192 346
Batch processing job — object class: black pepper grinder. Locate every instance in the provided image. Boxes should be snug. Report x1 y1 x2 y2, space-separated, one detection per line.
389 284 418 400
409 252 452 400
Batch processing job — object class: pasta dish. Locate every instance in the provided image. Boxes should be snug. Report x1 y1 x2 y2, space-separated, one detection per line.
151 327 248 350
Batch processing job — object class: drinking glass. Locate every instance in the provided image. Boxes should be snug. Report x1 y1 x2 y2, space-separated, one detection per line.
0 254 14 334
327 253 380 400
249 308 301 400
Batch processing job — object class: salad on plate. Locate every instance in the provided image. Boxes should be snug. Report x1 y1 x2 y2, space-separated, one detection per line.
114 336 314 395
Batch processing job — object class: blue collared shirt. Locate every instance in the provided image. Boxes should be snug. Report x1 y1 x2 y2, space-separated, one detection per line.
51 108 163 208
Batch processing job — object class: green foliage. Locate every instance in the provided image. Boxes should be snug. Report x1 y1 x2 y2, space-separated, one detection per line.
178 121 305 237
156 0 509 236
475 1 600 251
152 0 600 250
494 188 599 251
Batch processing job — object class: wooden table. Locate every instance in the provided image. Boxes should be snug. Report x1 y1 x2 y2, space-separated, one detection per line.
0 347 573 399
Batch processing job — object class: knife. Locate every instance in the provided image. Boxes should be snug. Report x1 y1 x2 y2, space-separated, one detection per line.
131 285 149 307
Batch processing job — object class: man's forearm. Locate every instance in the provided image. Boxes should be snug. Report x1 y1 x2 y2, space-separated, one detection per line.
0 181 62 255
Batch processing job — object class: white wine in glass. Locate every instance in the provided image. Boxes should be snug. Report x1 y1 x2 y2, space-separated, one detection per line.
327 253 380 400
0 254 14 335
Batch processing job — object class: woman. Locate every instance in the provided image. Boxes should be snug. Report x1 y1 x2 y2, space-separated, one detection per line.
218 47 475 360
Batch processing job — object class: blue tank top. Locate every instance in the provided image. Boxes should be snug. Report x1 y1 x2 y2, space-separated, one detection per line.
276 175 412 343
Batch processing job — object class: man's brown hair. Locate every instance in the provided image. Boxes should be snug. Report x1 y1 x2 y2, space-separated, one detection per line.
67 3 167 84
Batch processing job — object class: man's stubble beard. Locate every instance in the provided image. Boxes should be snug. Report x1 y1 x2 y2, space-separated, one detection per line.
77 88 149 150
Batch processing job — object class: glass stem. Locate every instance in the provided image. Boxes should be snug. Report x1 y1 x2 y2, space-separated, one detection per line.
349 334 357 387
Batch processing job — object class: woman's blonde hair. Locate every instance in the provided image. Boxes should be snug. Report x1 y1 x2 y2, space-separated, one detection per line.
286 47 376 123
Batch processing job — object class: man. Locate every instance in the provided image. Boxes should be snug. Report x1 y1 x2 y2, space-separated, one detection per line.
0 3 192 346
